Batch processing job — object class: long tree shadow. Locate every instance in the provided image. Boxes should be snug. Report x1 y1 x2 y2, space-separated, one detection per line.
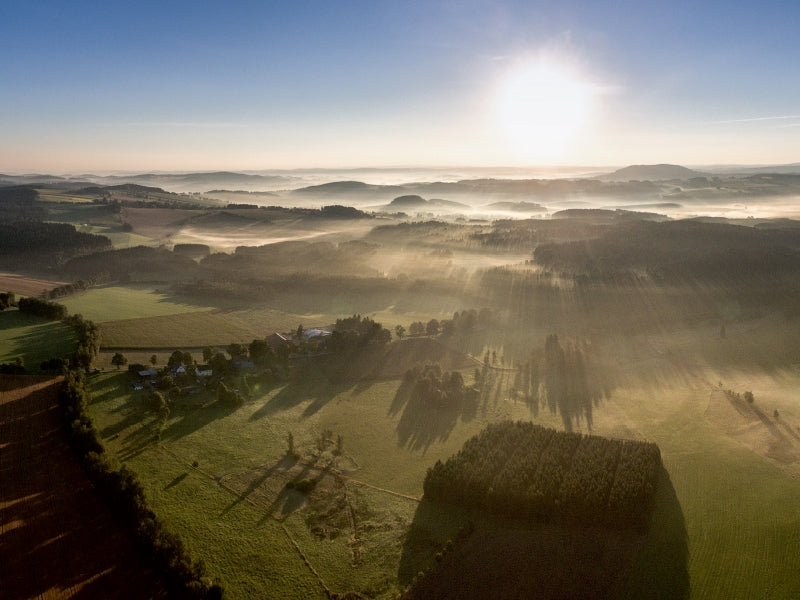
394 388 479 454
399 465 688 600
160 401 238 442
617 465 690 600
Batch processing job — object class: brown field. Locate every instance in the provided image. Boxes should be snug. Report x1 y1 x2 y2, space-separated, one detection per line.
0 273 67 297
0 376 164 599
121 207 200 242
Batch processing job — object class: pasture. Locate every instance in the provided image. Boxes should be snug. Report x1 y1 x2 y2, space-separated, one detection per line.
59 285 217 323
85 316 800 599
0 310 74 370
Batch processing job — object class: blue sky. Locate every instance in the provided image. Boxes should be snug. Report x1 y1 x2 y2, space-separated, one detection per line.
2 0 798 172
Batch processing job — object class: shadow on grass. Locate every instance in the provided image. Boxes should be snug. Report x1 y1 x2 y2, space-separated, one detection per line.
164 472 189 490
160 401 238 442
392 386 479 454
219 455 317 520
7 317 74 370
399 466 688 600
617 465 690 600
117 419 160 461
248 366 349 421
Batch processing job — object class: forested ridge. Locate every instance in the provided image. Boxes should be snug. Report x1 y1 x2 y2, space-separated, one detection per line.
424 421 661 528
533 220 800 282
0 221 111 256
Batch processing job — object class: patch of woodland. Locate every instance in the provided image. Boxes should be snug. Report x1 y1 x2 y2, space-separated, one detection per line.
172 243 211 259
200 239 382 279
423 421 662 530
533 220 800 285
174 273 401 303
0 185 46 220
0 221 112 263
60 245 200 281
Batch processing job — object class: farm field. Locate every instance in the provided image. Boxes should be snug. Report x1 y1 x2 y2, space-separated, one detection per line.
59 285 219 323
0 310 74 370
85 318 800 599
0 272 69 297
98 312 255 349
0 376 163 599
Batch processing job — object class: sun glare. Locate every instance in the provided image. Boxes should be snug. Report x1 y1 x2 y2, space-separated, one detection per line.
496 60 594 160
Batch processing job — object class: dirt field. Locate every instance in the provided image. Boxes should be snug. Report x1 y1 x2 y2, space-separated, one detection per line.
0 376 164 599
121 207 199 242
0 273 67 297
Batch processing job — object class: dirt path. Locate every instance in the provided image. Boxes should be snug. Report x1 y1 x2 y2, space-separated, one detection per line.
0 376 164 600
346 478 421 502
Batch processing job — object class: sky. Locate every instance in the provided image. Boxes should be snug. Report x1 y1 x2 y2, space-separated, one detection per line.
1 0 798 173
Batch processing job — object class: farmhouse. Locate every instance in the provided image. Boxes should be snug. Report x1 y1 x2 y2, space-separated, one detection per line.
195 365 213 378
304 328 331 340
138 367 157 377
266 332 291 349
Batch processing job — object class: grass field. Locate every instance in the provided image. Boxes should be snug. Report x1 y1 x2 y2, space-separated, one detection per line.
60 285 220 323
84 315 800 600
98 312 256 348
0 310 75 370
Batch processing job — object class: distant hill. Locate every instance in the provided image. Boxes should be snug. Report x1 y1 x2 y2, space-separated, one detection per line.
598 164 706 181
97 171 294 193
389 194 426 207
293 180 408 200
76 183 168 195
484 201 547 213
385 195 469 211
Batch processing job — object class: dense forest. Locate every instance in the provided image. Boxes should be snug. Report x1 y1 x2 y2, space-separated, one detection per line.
0 221 111 257
423 421 661 528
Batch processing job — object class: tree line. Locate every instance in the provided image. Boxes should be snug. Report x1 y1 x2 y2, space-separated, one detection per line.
0 221 111 256
423 421 661 529
18 295 69 320
29 295 225 597
59 364 222 598
327 314 392 352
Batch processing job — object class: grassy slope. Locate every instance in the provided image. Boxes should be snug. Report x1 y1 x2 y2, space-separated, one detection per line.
0 310 75 370
84 314 800 600
60 286 217 323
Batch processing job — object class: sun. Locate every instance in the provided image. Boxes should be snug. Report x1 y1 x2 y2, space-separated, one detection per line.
496 60 594 161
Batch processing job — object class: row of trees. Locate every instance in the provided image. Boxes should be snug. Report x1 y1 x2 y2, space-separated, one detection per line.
423 421 661 528
18 295 68 319
59 370 221 598
66 313 100 372
43 278 97 299
403 308 494 339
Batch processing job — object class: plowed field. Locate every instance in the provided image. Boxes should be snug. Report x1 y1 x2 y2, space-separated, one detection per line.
0 376 164 599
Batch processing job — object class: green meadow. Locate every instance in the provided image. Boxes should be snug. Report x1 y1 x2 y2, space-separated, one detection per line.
85 316 800 599
0 310 75 369
60 285 217 323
